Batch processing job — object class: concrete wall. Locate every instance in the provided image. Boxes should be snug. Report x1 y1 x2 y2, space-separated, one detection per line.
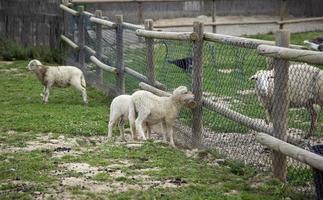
78 0 323 24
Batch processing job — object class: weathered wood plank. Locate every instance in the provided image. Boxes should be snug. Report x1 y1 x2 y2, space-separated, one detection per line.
204 32 305 50
59 4 79 16
191 21 204 149
60 35 80 51
271 30 289 181
136 29 194 41
256 132 323 171
90 16 116 28
257 45 323 64
116 15 125 94
90 56 118 73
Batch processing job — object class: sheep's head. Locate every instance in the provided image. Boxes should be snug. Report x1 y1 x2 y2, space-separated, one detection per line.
249 70 274 96
172 86 196 108
27 59 42 71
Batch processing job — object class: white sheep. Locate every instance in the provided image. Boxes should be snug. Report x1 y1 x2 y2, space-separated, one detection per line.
107 94 153 141
129 86 195 147
250 63 323 138
27 59 88 104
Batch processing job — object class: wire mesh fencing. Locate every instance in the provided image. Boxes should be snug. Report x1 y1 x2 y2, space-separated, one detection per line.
61 5 323 198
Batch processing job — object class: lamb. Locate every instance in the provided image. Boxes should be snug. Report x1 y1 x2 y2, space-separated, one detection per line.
129 86 195 147
27 59 87 104
107 94 152 141
250 63 323 138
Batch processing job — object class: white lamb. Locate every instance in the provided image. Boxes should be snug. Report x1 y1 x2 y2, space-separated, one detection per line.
27 59 87 104
250 63 323 138
129 86 195 147
107 95 152 141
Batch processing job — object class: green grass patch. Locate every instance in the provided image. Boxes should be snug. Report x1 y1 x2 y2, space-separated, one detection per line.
0 60 111 136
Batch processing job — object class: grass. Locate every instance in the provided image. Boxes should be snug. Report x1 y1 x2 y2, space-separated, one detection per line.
0 61 110 136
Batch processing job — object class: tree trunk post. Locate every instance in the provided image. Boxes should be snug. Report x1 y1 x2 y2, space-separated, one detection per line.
144 19 155 86
77 5 85 71
116 14 125 94
192 21 204 149
94 10 103 85
212 0 217 33
272 30 290 181
279 0 287 29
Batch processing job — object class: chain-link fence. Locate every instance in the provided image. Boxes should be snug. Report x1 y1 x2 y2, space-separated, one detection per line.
60 4 323 199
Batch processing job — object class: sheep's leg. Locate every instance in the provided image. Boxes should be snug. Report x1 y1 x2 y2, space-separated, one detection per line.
162 121 167 142
166 123 175 148
81 88 88 104
306 105 318 139
143 123 151 139
118 120 126 141
128 103 137 141
135 114 148 141
43 87 50 104
107 120 115 139
71 80 88 104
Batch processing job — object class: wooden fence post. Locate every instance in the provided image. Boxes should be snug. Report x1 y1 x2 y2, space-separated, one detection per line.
94 10 103 85
138 2 144 24
212 0 216 33
279 0 287 29
77 5 85 71
116 15 125 94
272 30 290 181
145 19 155 86
192 21 204 149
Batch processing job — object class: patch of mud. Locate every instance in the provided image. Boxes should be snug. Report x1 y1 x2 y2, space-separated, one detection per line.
0 133 108 156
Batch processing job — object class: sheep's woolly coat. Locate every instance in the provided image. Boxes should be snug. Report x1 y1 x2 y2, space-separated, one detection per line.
27 59 87 104
129 86 194 146
250 63 323 137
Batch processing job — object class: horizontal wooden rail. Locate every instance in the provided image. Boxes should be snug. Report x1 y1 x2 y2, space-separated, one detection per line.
278 16 323 25
256 132 323 171
123 22 144 30
136 29 195 41
59 4 79 16
72 0 189 3
90 16 116 28
124 67 165 89
139 82 171 97
257 45 323 64
60 35 80 51
84 45 96 55
83 11 94 17
204 32 305 50
202 98 272 134
90 56 117 73
155 20 277 28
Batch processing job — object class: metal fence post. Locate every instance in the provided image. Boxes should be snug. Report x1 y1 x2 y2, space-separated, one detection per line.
77 5 85 71
116 15 125 94
192 21 204 149
272 30 290 181
94 10 103 85
145 19 155 86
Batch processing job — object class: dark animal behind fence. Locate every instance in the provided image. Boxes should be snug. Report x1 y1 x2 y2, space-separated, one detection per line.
167 57 193 73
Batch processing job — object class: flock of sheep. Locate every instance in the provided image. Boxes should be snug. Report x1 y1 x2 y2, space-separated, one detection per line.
26 59 196 147
27 57 323 144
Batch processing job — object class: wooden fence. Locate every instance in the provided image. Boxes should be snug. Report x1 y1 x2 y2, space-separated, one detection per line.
59 3 323 182
0 0 62 48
